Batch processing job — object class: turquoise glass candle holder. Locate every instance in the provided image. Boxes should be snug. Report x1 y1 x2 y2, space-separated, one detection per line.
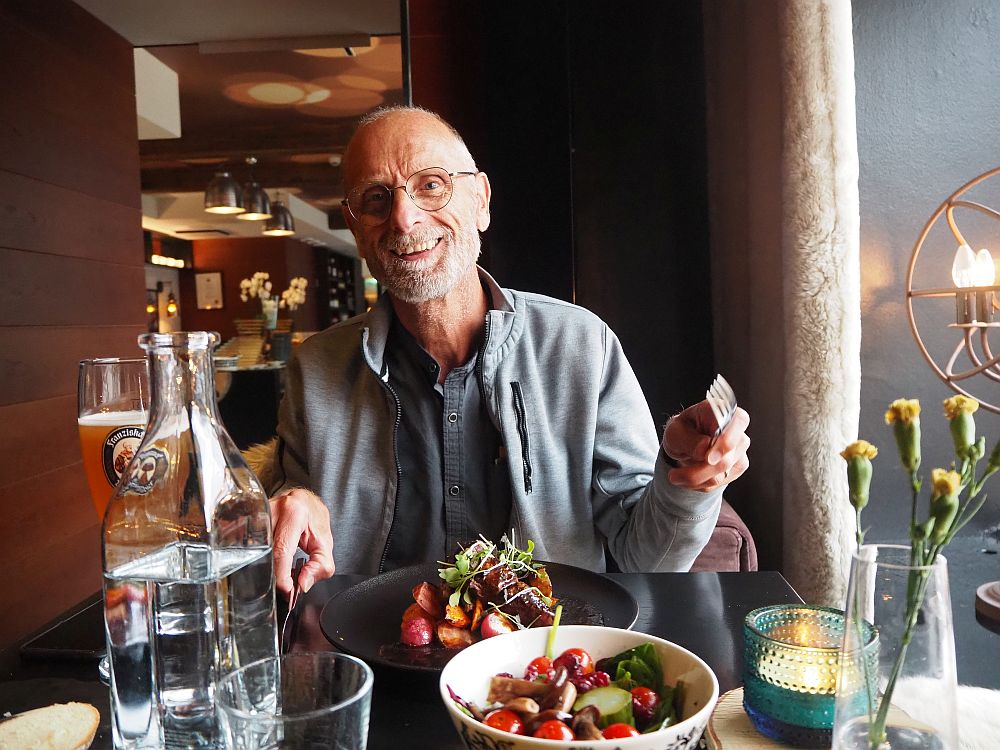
743 604 876 748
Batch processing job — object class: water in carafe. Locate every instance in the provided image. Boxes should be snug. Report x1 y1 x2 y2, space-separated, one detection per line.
102 332 278 749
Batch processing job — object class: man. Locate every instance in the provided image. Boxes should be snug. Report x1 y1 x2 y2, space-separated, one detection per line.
270 106 750 595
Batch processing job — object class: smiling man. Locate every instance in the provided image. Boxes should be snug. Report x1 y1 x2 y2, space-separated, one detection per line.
268 106 750 595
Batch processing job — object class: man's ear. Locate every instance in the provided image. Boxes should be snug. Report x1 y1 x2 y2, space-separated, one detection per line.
475 172 492 232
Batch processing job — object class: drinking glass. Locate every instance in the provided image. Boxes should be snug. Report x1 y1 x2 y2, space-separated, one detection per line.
77 357 148 684
217 652 374 750
77 358 149 518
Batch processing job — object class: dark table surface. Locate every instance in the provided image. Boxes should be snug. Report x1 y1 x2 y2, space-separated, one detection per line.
2 566 996 749
0 571 799 749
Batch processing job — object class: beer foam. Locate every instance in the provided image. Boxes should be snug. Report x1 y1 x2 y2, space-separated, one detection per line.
78 410 148 426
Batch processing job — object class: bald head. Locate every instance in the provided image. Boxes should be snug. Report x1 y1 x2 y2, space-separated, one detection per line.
341 106 477 191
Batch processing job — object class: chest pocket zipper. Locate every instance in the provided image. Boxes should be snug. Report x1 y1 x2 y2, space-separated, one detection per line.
510 381 533 494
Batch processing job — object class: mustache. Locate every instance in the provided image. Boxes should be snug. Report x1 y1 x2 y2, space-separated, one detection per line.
378 229 453 254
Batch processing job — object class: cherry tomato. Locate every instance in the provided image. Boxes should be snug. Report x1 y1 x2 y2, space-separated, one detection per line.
484 709 524 735
532 720 575 740
603 723 641 739
631 686 661 725
524 655 553 680
553 647 595 675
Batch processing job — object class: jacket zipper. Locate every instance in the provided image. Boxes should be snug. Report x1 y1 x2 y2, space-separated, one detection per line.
377 371 403 574
476 313 493 409
510 381 533 494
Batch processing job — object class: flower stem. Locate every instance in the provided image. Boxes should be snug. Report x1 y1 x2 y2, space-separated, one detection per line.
867 559 935 749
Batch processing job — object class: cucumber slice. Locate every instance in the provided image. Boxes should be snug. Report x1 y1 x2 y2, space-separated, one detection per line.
573 686 635 728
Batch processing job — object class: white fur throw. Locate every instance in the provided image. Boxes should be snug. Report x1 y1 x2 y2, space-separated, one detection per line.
894 680 1000 750
779 0 862 606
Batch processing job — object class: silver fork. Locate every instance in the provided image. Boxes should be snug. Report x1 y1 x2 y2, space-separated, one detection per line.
706 374 738 447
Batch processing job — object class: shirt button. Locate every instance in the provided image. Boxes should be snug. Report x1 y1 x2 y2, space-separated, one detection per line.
449 485 460 496
448 412 458 423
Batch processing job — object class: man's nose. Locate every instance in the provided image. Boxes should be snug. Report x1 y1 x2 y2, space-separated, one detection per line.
386 186 425 233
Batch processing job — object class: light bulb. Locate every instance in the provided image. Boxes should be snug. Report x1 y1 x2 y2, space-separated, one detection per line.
952 243 977 287
974 248 996 286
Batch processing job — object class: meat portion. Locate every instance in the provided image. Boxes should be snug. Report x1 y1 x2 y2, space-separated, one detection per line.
469 553 555 627
500 582 555 627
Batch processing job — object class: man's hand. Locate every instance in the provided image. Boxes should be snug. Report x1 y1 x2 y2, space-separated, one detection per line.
662 401 750 491
270 488 335 597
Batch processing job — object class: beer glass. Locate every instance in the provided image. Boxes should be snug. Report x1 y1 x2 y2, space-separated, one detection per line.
77 358 149 519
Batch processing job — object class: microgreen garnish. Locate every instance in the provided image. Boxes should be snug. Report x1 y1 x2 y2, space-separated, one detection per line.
437 531 543 609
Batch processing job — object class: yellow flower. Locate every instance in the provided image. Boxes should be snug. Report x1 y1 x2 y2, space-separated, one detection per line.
884 399 921 424
840 440 878 461
842 441 877 511
942 395 978 420
930 468 961 498
885 399 921 472
929 468 961 544
944 396 979 458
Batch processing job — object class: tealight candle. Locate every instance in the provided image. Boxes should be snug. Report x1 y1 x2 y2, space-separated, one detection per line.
742 604 877 748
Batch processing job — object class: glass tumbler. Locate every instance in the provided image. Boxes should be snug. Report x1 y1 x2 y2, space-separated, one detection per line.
217 652 374 750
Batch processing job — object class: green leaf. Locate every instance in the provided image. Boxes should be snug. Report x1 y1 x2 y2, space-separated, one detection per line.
449 590 461 607
456 553 469 574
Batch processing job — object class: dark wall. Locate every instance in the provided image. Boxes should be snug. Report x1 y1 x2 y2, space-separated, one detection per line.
180 237 325 340
0 0 145 647
410 1 714 425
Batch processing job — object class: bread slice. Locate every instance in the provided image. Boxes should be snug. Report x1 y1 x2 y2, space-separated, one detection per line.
0 702 99 750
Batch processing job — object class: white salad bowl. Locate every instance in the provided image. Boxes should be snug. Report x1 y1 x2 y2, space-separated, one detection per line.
439 625 719 750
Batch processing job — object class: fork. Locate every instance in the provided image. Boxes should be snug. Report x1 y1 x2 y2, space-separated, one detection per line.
706 374 738 447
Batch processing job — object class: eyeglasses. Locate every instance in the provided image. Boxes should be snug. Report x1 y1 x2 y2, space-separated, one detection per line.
341 167 479 226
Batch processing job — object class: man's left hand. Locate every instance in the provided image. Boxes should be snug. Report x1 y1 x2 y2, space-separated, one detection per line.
662 401 750 491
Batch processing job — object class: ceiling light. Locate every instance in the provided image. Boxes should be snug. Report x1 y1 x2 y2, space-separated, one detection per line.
238 180 272 220
204 171 245 214
263 194 295 236
151 253 184 268
235 157 271 221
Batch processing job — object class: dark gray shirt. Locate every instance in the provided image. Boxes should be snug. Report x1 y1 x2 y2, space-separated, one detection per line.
382 317 512 569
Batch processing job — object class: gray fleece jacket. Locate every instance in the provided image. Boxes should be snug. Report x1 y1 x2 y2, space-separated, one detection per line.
275 267 722 574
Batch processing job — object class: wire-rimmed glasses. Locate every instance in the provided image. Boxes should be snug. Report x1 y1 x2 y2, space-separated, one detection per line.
341 167 478 226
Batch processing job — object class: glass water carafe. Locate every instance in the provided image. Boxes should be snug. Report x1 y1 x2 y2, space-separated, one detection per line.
102 332 278 750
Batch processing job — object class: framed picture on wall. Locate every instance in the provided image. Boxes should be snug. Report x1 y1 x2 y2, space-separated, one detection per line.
195 272 223 310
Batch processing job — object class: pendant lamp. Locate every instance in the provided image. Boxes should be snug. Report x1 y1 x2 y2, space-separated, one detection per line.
204 171 245 214
236 156 271 221
263 193 295 236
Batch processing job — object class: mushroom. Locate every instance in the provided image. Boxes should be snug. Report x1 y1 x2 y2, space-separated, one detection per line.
538 666 569 709
572 705 603 740
502 697 540 716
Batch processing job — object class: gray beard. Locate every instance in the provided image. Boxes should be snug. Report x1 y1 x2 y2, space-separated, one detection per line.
374 229 481 304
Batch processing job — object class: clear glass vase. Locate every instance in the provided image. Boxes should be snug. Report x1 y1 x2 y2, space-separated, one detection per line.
833 544 958 750
102 332 278 749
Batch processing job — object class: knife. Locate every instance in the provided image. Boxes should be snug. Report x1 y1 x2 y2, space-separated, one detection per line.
280 558 305 654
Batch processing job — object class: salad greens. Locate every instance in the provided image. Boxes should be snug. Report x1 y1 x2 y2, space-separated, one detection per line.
595 645 683 732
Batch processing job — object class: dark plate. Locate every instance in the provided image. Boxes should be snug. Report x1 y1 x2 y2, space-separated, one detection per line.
319 561 639 673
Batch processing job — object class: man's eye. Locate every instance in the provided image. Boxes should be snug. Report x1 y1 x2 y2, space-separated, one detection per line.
361 188 388 206
416 178 444 192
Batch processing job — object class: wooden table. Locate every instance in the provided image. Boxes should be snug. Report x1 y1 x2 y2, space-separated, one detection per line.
0 571 800 749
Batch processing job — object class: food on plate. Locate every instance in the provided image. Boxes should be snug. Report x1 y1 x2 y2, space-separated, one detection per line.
398 534 557 649
0 702 100 750
447 640 685 740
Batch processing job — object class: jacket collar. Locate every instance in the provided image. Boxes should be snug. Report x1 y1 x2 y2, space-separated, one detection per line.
361 265 516 377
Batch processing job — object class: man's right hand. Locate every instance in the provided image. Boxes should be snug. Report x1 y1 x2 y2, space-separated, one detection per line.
269 487 335 598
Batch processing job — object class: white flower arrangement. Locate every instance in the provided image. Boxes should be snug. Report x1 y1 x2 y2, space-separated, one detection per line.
239 272 308 313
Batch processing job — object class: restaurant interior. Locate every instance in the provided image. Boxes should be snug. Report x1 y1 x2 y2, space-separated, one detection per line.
2 0 999 746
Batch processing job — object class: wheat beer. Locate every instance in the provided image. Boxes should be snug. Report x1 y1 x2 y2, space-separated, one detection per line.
78 410 147 518
78 358 148 519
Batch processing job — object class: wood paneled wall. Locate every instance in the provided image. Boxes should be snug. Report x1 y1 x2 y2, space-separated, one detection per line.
179 237 324 341
0 0 144 648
